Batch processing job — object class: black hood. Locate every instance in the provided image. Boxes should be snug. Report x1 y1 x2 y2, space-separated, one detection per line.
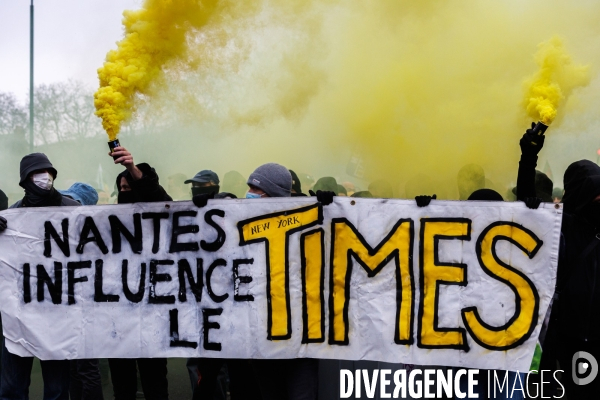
562 160 600 215
19 153 57 187
467 189 504 201
0 189 8 211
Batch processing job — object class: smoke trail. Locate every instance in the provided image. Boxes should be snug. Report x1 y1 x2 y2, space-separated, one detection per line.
94 0 241 140
523 36 590 126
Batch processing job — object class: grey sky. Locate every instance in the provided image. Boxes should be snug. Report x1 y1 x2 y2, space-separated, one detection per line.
0 0 140 101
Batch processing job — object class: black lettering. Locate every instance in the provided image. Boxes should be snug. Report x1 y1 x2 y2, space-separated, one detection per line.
109 214 142 254
94 260 120 302
37 262 62 304
200 209 226 252
202 307 223 351
23 263 31 303
206 259 229 303
233 258 254 302
44 219 70 257
169 308 198 348
76 217 108 255
122 260 146 303
178 258 203 302
149 259 176 304
169 211 200 253
67 261 91 305
142 212 169 254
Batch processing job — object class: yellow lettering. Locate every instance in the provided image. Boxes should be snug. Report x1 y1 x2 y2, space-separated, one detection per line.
301 229 325 343
462 222 542 350
418 219 471 350
330 219 414 345
238 204 322 340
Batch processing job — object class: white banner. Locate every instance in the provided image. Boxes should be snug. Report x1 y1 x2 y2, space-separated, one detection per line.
0 198 562 371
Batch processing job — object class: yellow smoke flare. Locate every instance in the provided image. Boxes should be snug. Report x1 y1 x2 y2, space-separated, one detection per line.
94 0 225 140
523 36 590 126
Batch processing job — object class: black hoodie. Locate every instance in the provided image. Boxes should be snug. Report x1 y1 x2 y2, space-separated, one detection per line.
115 163 172 204
558 160 600 341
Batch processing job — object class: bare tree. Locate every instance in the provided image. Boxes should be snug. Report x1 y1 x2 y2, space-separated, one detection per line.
0 92 28 137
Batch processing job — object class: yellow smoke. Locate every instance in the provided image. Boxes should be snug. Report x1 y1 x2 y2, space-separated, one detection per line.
95 0 600 200
94 0 234 140
523 36 590 126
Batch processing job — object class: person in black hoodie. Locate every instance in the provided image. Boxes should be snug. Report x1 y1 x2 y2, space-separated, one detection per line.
0 153 78 400
0 189 8 211
107 145 172 400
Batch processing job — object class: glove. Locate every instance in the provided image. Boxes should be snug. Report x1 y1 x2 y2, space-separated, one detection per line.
415 194 436 207
0 216 7 232
523 197 542 210
309 190 335 206
192 192 215 208
519 122 545 157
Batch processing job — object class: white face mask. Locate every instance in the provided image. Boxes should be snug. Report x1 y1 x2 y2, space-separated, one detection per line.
32 172 54 190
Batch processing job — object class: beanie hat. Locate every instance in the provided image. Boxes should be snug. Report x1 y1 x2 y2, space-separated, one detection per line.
59 182 99 205
247 163 292 198
19 153 57 186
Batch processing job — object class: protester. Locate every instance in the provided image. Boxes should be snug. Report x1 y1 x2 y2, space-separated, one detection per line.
246 163 319 400
368 179 393 198
222 170 247 198
0 189 7 211
59 182 99 206
457 163 485 200
107 145 171 400
337 184 347 196
0 153 78 400
312 176 338 193
341 181 356 196
167 172 190 200
289 169 304 195
351 190 373 198
185 170 220 199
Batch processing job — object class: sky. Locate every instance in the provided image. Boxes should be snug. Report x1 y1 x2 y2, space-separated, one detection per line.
0 0 140 101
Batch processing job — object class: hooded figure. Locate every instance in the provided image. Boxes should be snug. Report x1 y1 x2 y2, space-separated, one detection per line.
0 189 8 211
0 153 76 400
312 177 338 193
115 163 172 204
222 170 247 198
11 153 79 208
467 188 504 201
554 160 600 397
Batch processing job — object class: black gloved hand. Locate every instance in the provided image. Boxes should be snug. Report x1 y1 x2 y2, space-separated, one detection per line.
309 190 335 206
415 194 437 207
192 192 215 208
0 216 7 232
523 197 542 210
520 122 545 157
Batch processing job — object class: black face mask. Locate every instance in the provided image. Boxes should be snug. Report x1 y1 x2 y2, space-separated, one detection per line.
22 180 62 207
118 191 138 204
580 202 600 228
191 186 219 197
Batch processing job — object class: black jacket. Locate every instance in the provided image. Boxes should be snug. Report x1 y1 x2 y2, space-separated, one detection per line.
10 194 80 209
116 163 172 203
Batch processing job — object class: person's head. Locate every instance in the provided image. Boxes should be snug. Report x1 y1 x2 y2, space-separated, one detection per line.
313 177 338 193
222 171 247 198
457 164 485 200
289 170 302 194
59 183 99 205
337 184 347 196
467 189 504 201
552 187 563 203
351 191 373 198
246 163 292 198
342 181 356 197
19 153 58 191
369 179 393 198
0 189 8 211
562 160 600 226
185 170 220 197
534 170 553 203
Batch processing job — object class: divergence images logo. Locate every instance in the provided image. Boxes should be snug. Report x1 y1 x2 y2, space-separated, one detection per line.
572 351 598 386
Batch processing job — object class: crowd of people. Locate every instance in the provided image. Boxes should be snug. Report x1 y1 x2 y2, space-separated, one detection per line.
0 123 599 400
